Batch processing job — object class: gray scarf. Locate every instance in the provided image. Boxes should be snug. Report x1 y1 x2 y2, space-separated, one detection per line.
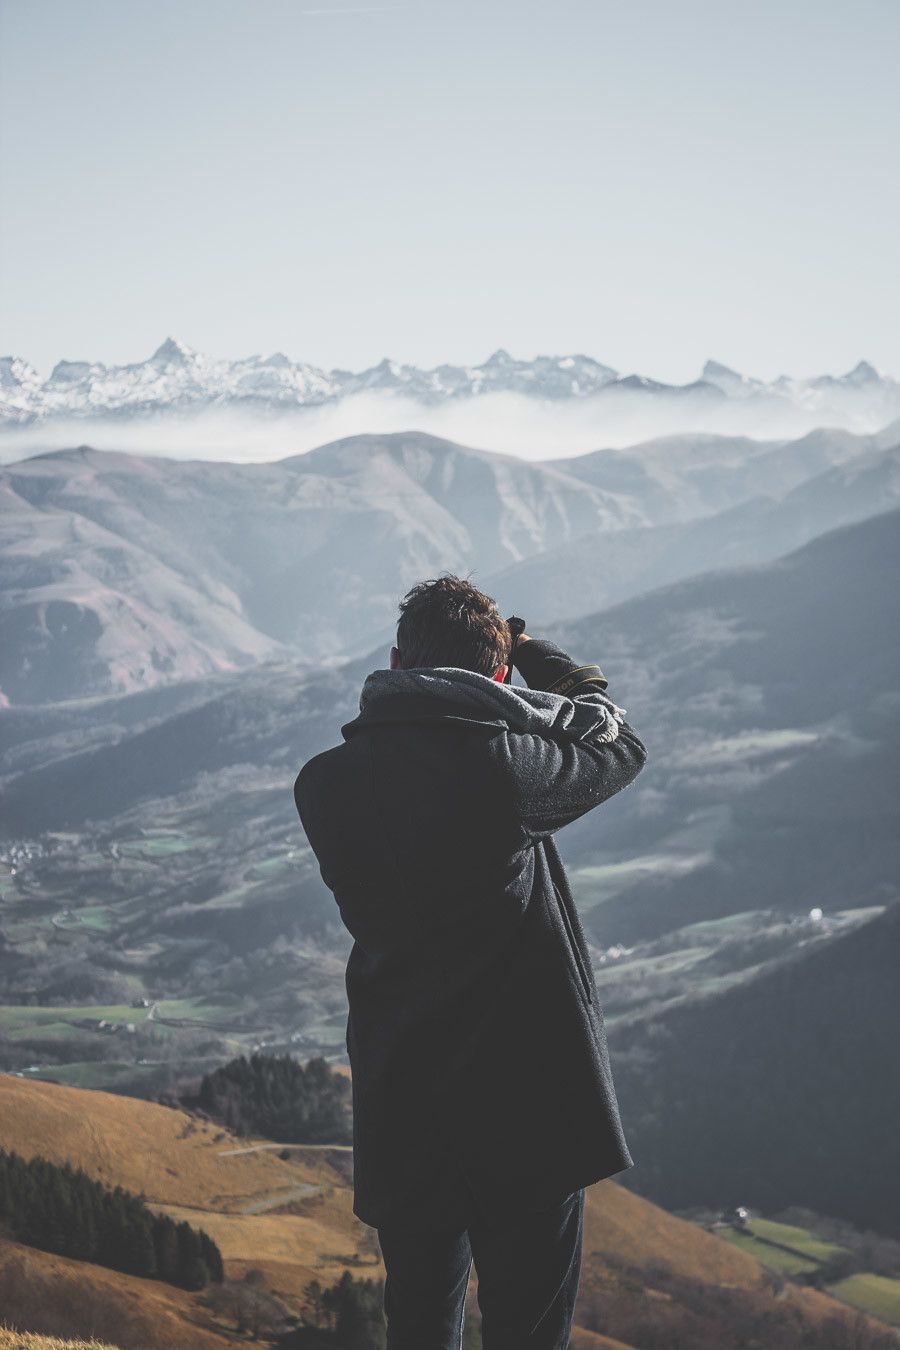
357 665 627 744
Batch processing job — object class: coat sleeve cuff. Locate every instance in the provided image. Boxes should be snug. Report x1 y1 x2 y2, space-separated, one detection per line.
512 637 609 693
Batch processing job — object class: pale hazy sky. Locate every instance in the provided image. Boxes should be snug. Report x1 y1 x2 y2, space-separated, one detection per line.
1 0 898 382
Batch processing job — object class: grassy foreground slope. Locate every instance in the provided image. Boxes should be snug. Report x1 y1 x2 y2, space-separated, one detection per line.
0 1074 346 1216
0 1333 118 1350
0 1240 230 1350
0 1075 895 1348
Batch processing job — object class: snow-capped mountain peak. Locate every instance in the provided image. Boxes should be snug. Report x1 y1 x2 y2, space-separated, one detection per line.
0 340 896 438
149 336 198 367
700 360 765 397
844 359 881 386
0 356 41 393
703 359 744 382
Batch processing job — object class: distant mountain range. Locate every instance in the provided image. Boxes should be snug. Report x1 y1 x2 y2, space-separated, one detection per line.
2 338 898 434
0 432 639 703
2 424 898 705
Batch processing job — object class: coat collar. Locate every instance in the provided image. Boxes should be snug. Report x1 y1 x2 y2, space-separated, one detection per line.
340 665 625 744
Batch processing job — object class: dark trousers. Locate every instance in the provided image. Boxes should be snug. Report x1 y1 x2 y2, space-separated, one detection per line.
376 1187 585 1350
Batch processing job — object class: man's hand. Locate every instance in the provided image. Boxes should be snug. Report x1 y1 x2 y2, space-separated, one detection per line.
510 634 610 694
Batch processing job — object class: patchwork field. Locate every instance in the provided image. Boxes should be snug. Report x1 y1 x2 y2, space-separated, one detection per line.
717 1216 900 1326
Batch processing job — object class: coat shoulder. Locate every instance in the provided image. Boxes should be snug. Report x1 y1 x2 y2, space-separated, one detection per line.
293 742 346 812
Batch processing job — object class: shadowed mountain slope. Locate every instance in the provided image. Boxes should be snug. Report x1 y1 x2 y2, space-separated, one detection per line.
538 506 900 943
485 439 900 624
612 902 900 1239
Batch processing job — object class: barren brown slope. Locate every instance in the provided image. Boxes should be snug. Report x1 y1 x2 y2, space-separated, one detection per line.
0 1074 340 1211
570 1333 634 1350
581 1179 892 1339
586 1175 781 1286
0 1073 369 1295
0 1240 231 1350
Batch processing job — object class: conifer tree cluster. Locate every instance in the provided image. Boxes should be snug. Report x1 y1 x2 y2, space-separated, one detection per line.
197 1052 351 1143
0 1147 224 1291
300 1270 387 1348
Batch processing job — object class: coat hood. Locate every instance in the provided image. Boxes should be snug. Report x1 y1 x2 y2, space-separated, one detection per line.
341 665 627 744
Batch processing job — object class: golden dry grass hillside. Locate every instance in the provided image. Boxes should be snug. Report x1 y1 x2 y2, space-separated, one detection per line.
0 1074 894 1348
0 1239 231 1350
569 1332 634 1350
578 1177 893 1342
0 1074 372 1294
0 1331 119 1350
0 1075 344 1212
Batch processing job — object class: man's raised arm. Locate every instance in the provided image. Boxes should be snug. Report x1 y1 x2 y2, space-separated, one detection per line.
497 634 648 840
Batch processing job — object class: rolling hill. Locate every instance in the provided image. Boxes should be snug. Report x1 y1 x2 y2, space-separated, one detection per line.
0 1242 232 1350
0 434 638 702
3 421 896 706
0 1075 893 1349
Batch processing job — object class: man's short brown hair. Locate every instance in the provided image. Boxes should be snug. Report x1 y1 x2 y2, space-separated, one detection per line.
396 573 512 677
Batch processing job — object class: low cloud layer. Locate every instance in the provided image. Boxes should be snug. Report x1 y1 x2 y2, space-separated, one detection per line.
2 386 897 466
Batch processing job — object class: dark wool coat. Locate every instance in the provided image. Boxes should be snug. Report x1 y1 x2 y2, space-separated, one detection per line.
293 637 648 1231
